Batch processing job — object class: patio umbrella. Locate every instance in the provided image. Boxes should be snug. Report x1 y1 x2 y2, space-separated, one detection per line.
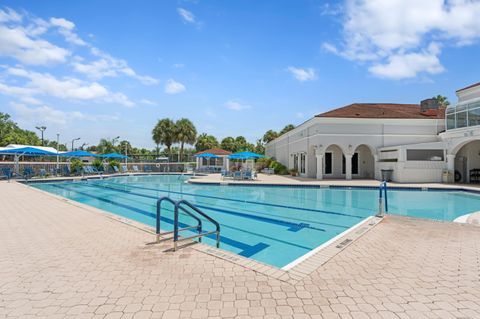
99 153 129 159
0 147 58 156
194 152 220 158
0 147 59 175
60 150 97 157
228 151 265 160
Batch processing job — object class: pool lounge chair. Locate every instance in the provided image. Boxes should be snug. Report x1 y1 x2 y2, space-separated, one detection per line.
39 168 47 177
132 165 139 173
23 167 34 179
121 165 128 173
1 168 12 180
144 165 152 172
233 171 242 180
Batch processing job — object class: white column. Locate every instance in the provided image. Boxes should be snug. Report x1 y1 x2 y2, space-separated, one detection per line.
373 154 379 180
447 154 455 171
316 154 323 180
225 157 230 170
345 154 353 180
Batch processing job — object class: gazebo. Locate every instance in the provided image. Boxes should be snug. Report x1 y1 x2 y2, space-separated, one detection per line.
194 148 232 171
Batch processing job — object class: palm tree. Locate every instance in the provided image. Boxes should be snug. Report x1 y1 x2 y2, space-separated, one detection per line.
195 133 219 152
97 138 115 154
433 95 450 108
220 137 236 152
262 130 278 144
175 118 197 162
279 124 295 135
152 118 176 159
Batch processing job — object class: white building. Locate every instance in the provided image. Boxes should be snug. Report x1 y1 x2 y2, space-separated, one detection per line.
265 82 480 183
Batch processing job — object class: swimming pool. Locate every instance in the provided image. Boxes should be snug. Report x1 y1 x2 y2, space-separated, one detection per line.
31 175 480 268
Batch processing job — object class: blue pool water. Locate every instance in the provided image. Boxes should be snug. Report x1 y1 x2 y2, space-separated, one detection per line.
31 175 480 268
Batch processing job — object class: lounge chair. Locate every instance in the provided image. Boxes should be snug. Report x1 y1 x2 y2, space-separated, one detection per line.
121 165 128 173
132 165 139 172
39 168 47 177
23 167 34 179
1 168 12 180
144 165 152 172
243 171 253 180
233 171 242 180
62 166 71 176
113 166 119 173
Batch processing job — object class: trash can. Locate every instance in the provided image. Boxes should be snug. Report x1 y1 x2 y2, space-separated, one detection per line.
442 170 454 183
381 169 393 182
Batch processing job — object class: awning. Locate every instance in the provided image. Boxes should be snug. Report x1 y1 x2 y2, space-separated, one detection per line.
99 153 129 159
228 151 265 160
195 152 220 158
0 147 58 156
61 150 97 157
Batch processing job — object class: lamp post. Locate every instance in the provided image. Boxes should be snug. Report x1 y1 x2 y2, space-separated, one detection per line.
112 136 120 147
71 137 80 151
80 143 88 150
35 126 47 146
56 133 60 175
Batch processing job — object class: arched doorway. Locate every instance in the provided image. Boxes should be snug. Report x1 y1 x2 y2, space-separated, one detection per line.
323 144 345 179
453 140 480 183
354 144 375 179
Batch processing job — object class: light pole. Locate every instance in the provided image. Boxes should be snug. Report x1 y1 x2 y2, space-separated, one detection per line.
80 143 88 150
35 126 47 146
56 133 60 175
112 136 120 147
71 137 80 151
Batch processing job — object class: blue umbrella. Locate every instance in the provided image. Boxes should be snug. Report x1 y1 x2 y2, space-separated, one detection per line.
228 151 265 160
99 153 129 159
0 147 58 156
61 150 97 157
195 152 220 158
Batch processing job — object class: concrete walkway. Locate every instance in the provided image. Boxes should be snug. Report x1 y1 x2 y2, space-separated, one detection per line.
1 181 480 318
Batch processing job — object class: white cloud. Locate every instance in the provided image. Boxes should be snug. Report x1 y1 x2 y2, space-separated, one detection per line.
368 43 444 80
164 79 186 94
0 24 70 65
225 100 251 111
177 8 196 24
325 0 480 79
139 99 157 106
286 67 317 82
73 48 159 85
50 17 87 46
11 102 119 126
2 67 135 107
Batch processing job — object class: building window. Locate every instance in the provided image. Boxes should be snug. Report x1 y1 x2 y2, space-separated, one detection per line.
325 153 332 174
446 113 456 130
457 111 467 128
293 154 298 171
406 149 444 161
300 153 306 174
468 107 480 127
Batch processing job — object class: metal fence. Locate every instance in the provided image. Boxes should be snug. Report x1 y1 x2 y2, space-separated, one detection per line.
0 161 196 177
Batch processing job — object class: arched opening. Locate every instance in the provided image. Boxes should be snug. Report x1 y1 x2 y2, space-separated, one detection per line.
454 140 480 183
353 144 375 179
323 144 345 179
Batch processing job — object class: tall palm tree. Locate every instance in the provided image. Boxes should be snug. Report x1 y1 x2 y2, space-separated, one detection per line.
152 118 176 159
175 118 197 161
433 95 450 108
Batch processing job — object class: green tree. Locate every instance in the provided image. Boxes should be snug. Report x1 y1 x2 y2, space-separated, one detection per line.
97 138 115 154
234 136 254 152
117 140 132 156
220 136 236 152
195 133 219 152
152 118 177 158
279 124 295 135
433 95 450 107
175 118 197 161
0 112 41 146
254 139 265 154
262 130 278 144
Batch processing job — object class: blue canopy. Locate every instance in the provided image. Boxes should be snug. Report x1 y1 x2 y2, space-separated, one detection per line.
195 152 220 158
61 150 97 157
99 153 128 159
228 151 265 160
0 147 58 156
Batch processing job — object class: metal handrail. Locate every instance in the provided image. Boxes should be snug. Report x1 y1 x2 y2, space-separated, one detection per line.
377 181 388 217
174 199 221 251
156 197 202 243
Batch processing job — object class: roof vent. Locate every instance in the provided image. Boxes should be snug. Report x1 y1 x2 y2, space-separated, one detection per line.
420 98 440 112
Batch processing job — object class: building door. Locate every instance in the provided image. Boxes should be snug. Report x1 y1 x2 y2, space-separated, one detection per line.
300 153 306 174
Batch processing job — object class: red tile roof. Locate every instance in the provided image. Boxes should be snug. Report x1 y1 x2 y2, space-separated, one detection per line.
195 148 232 155
456 82 480 93
316 103 445 119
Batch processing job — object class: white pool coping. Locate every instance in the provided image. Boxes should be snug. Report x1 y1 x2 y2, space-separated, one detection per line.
281 216 375 270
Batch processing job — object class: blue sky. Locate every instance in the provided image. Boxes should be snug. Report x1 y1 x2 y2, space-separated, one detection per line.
1 0 480 149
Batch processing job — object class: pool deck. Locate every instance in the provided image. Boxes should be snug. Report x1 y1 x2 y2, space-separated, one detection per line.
2 181 480 318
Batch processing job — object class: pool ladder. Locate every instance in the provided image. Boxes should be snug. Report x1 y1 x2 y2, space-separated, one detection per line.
377 181 388 217
155 197 220 251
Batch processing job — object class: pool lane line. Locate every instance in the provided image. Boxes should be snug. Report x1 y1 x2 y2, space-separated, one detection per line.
93 180 364 219
59 183 316 252
81 182 327 232
49 183 269 258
